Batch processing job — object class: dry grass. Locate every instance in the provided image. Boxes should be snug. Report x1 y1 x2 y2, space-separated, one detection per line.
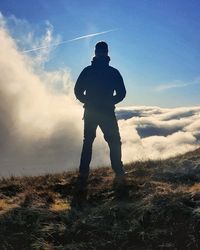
1 149 200 249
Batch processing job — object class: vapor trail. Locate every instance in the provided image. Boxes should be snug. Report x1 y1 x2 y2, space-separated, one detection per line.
23 29 117 53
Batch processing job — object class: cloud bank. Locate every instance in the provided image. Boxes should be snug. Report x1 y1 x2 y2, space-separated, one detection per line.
0 15 86 176
0 14 200 177
117 106 199 162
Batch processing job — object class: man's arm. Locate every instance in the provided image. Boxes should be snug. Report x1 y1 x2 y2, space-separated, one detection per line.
74 68 88 103
113 69 126 104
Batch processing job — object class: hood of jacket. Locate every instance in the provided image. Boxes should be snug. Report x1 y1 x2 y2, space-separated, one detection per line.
91 55 110 67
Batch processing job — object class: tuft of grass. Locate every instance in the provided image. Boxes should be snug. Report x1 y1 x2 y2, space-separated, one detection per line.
0 199 8 211
50 198 71 212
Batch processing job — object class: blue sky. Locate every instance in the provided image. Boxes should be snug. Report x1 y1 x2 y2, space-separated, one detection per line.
0 0 200 107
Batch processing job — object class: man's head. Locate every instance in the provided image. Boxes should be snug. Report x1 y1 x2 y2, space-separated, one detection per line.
95 41 108 57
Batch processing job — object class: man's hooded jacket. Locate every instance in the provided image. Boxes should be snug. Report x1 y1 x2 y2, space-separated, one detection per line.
74 56 126 110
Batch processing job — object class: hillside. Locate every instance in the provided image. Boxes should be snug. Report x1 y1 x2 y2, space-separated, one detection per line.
1 149 200 250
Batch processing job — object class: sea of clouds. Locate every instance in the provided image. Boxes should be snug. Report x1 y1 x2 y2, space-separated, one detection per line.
0 13 199 177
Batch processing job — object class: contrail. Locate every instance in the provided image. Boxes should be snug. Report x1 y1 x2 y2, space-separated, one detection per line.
23 29 117 53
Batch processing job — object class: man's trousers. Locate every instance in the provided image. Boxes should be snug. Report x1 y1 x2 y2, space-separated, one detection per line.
79 108 125 178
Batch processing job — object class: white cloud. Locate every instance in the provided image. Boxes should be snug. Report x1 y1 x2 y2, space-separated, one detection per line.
155 77 200 91
117 106 200 162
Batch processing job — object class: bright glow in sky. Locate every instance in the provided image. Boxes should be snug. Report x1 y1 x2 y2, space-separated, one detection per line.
0 0 200 107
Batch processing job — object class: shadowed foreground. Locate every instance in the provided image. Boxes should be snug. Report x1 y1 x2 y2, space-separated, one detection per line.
1 149 200 249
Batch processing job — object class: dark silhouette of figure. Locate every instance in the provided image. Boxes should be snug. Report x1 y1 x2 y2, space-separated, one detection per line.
74 41 126 184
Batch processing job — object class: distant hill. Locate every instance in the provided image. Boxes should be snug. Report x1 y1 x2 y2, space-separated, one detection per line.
1 149 200 249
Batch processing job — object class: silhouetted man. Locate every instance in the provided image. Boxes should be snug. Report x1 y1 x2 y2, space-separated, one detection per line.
74 41 126 184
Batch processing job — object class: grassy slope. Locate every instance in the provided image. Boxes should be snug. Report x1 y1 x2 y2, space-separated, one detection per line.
1 149 200 249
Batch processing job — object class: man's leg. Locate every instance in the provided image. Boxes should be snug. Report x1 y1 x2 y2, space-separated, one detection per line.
79 109 98 179
99 111 125 177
